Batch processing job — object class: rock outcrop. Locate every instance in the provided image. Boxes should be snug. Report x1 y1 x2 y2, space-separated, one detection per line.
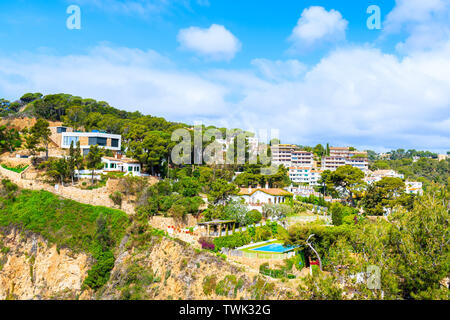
0 228 91 300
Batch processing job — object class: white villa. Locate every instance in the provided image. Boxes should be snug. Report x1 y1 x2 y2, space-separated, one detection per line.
102 156 142 176
236 186 293 213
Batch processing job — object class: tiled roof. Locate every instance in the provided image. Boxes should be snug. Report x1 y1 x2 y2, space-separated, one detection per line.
102 156 139 164
238 188 293 196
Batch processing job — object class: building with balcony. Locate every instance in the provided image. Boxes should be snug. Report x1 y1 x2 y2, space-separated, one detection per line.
289 167 323 185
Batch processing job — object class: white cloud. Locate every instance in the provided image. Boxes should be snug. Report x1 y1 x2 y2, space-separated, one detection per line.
383 0 450 53
384 0 449 32
251 59 307 81
288 6 348 50
177 24 241 61
0 41 449 153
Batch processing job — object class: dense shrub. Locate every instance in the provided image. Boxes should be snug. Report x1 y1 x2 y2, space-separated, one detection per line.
213 232 252 251
247 210 262 224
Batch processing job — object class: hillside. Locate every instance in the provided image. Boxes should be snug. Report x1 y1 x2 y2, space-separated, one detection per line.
0 184 296 300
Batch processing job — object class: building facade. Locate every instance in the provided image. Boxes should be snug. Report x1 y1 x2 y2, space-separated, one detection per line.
237 187 293 213
102 156 141 176
289 167 323 185
60 131 122 155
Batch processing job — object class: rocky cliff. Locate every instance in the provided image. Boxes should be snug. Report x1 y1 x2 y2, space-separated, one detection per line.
0 227 296 300
0 227 91 300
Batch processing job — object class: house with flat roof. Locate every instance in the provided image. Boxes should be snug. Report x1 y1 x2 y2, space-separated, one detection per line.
60 131 122 156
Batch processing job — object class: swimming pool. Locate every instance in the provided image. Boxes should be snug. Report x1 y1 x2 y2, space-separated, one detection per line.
250 243 296 253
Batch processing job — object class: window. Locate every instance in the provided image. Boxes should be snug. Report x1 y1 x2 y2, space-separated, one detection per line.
63 136 79 146
89 137 107 146
57 127 67 133
128 166 132 172
111 138 119 148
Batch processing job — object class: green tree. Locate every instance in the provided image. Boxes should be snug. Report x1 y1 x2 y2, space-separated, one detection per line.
0 126 21 153
30 119 51 160
62 105 87 131
86 145 104 184
67 141 83 185
20 92 42 104
362 177 406 216
208 179 238 204
320 166 365 206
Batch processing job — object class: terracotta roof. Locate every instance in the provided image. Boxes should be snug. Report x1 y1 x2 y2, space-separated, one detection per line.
102 156 139 164
238 188 293 196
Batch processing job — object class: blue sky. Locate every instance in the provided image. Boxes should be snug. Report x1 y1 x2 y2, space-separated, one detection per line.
0 0 449 152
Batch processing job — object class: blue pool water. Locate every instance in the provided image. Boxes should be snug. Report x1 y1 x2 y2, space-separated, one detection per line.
250 243 295 253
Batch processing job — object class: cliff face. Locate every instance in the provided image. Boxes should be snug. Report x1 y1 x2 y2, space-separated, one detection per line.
96 235 295 300
0 228 91 300
0 228 296 300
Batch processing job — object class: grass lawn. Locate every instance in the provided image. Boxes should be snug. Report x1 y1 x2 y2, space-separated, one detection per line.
1 164 29 173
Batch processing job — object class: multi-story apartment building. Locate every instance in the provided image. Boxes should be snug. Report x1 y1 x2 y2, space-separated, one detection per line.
289 167 323 186
345 157 369 171
321 156 347 171
272 144 314 168
322 147 368 172
291 150 314 167
271 144 297 167
330 147 368 158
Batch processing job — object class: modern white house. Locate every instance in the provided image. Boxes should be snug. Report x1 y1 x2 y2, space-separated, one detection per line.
236 186 293 213
59 130 122 156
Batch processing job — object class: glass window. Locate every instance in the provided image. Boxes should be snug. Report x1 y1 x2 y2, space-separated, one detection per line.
128 166 132 172
89 137 107 146
63 136 79 146
111 138 119 148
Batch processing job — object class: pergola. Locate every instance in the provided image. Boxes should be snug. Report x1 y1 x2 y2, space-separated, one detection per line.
198 219 236 237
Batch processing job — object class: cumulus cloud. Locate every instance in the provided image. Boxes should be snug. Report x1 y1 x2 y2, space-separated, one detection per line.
288 6 348 50
177 24 241 61
1 41 449 152
0 46 228 120
383 0 450 53
384 0 449 32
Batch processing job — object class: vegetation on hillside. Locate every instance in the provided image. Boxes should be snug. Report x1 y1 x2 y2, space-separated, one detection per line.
289 186 449 300
0 180 130 289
